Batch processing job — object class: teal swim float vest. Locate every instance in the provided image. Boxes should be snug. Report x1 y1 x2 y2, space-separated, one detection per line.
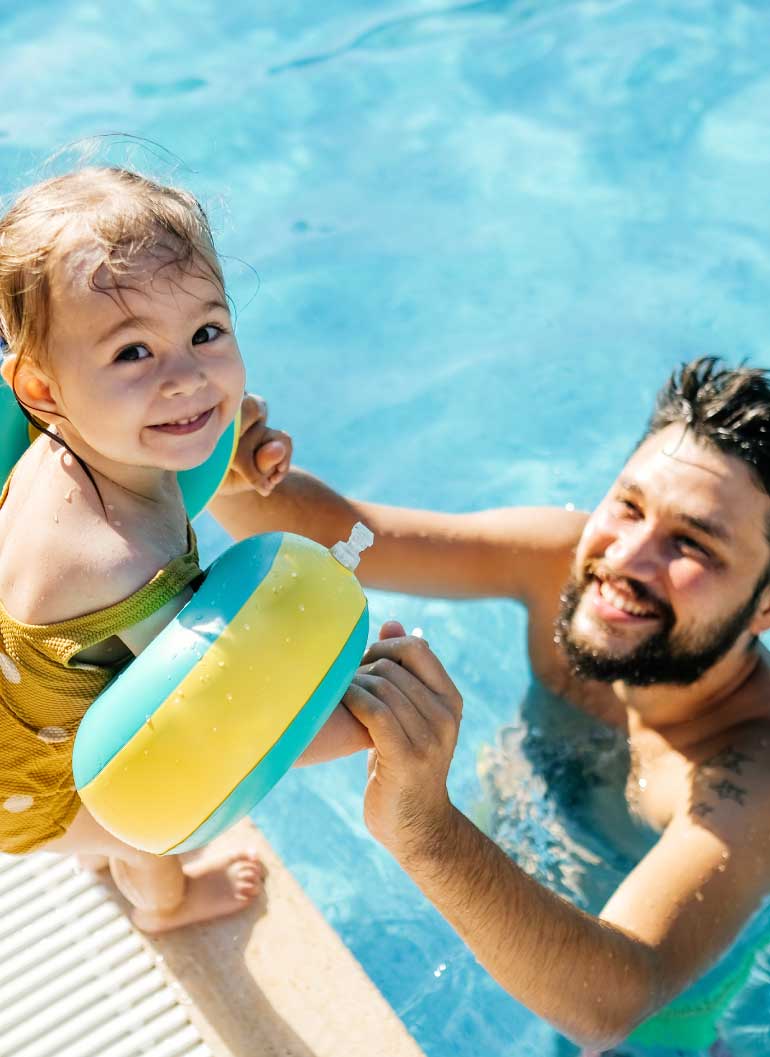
0 379 237 520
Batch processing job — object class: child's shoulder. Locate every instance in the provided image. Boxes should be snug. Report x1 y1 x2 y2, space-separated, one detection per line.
26 520 160 626
0 443 177 626
1 511 162 627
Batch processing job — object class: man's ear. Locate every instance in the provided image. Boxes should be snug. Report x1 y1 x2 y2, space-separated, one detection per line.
749 582 770 637
2 355 61 423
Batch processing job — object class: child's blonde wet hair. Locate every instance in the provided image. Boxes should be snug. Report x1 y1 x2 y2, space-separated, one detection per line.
0 166 224 379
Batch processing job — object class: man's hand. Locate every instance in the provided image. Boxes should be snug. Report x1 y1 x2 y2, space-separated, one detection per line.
218 394 293 498
343 622 463 862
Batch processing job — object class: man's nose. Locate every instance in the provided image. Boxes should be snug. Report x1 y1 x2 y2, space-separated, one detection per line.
604 526 660 582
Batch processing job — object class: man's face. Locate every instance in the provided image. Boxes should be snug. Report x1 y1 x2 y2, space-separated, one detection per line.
557 425 770 687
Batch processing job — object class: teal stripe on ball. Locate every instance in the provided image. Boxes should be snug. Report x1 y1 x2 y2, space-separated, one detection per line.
72 533 284 789
169 604 369 853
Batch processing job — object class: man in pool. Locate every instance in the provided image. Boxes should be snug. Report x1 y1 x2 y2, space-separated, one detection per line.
212 357 770 1053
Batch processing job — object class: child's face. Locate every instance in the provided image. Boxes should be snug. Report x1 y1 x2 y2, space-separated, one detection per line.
38 245 246 474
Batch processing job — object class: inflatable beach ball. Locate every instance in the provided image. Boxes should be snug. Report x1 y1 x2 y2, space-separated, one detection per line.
73 527 372 854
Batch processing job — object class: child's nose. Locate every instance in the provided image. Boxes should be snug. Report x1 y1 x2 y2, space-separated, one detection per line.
159 360 207 398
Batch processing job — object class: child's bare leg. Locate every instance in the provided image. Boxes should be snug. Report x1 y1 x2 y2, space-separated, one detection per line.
44 806 265 933
129 847 266 933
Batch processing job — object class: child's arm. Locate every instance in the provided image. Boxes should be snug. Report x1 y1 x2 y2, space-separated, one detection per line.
117 588 194 656
293 705 373 765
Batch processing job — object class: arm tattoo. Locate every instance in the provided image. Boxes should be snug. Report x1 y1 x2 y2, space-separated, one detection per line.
703 746 753 776
708 778 748 806
691 802 715 818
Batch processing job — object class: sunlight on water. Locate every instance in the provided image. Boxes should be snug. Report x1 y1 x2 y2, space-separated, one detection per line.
3 1 770 1054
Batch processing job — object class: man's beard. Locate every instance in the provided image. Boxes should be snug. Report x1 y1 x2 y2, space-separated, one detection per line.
555 571 767 688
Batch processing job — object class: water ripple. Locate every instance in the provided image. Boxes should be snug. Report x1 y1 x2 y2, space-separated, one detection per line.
268 0 529 74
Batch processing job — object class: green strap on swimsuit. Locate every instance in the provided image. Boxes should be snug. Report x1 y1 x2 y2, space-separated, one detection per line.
628 928 770 1051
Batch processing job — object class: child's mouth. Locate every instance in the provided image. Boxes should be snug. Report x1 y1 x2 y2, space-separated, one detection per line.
150 408 215 435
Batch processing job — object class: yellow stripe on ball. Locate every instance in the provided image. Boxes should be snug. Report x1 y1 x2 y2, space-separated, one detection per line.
79 534 366 853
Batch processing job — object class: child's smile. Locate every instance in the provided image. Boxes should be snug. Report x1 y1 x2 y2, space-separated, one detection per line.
149 407 217 435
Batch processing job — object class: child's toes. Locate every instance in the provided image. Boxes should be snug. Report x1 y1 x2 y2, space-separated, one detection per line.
235 868 261 900
241 849 266 877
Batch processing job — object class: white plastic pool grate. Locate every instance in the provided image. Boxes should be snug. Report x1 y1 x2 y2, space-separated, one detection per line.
0 851 213 1057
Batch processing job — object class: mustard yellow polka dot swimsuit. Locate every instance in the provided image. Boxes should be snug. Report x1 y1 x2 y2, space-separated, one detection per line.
0 473 202 854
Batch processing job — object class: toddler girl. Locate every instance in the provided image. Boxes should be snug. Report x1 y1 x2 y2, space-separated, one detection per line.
0 167 368 931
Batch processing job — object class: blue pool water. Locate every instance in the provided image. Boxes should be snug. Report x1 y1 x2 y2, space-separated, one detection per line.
3 1 770 1053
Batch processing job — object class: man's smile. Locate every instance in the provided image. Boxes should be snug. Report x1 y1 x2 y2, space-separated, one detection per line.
584 573 663 625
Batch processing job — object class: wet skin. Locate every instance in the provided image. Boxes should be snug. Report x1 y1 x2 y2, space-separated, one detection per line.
209 422 770 1045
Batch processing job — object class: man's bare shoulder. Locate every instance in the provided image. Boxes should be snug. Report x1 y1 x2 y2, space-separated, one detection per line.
687 719 770 845
695 652 770 828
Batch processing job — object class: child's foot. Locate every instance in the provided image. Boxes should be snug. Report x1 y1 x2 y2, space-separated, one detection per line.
75 853 110 873
131 849 266 934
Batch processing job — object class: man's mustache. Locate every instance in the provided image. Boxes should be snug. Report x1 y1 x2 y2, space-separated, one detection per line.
580 560 672 620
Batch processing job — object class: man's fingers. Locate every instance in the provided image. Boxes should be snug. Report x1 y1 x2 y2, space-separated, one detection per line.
357 657 453 732
357 669 444 750
360 636 462 719
343 678 420 754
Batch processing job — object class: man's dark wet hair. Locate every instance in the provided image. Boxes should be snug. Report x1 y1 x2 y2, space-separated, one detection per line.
645 356 770 500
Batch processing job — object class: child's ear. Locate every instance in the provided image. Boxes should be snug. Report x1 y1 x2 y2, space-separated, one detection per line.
0 353 15 388
4 356 61 422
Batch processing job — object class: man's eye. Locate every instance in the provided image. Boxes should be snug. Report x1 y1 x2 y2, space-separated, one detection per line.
192 324 222 346
115 344 150 363
675 535 709 559
616 498 640 517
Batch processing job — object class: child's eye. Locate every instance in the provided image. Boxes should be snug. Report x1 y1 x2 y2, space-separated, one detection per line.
115 344 151 363
192 324 222 346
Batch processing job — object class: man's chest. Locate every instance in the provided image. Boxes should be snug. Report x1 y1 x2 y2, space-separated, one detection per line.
624 733 692 831
526 617 691 831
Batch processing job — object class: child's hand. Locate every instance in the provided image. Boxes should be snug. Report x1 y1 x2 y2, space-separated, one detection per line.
218 394 293 497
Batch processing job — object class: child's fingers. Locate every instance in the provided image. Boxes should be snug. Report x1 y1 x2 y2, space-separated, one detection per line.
239 393 268 434
379 620 407 641
229 395 293 496
254 433 292 475
233 428 269 487
233 423 289 488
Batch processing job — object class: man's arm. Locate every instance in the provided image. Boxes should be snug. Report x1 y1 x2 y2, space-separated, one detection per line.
210 468 587 603
343 634 770 1049
211 393 586 601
